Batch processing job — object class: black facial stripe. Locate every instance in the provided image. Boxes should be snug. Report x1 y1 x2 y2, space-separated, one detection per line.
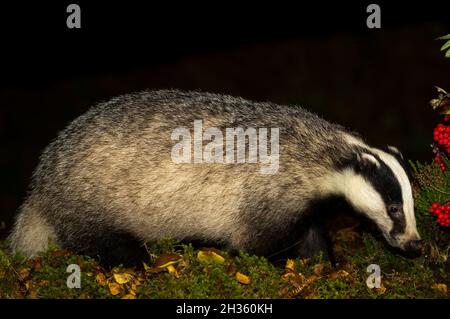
389 211 406 237
385 147 412 181
335 147 407 236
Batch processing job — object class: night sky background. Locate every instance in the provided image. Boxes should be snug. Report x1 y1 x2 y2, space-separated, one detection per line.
1 1 449 238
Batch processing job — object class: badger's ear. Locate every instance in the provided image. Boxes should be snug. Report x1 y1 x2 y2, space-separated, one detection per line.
386 145 404 161
354 152 380 170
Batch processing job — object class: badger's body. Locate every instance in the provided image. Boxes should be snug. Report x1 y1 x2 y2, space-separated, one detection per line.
10 90 421 264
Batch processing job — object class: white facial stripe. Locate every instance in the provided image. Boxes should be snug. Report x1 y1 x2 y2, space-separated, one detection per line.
360 153 380 167
371 149 418 239
318 169 393 236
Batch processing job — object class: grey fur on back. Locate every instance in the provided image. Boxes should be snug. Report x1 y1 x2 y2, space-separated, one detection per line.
9 90 364 260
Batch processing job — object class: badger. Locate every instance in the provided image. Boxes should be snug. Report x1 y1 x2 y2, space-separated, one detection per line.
9 90 422 265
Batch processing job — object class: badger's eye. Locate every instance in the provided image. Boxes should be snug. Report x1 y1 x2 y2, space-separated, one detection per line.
388 205 401 216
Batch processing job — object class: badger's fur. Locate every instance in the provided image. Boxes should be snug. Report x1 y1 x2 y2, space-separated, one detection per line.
9 90 421 265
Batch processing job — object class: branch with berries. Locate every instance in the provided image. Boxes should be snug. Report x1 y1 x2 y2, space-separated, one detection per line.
429 87 450 228
431 87 450 172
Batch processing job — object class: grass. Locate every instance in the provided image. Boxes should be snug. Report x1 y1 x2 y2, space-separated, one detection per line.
0 162 449 299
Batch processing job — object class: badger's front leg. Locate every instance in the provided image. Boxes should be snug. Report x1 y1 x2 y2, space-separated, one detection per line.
294 223 336 265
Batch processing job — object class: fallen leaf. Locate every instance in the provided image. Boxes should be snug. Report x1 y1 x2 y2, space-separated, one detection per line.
299 258 309 267
95 273 107 286
114 273 133 284
197 250 225 264
155 253 183 268
236 272 251 285
18 268 30 281
108 282 121 295
281 272 305 288
166 265 180 278
376 285 387 295
122 294 136 299
129 288 137 296
290 275 321 297
431 283 448 294
285 259 295 272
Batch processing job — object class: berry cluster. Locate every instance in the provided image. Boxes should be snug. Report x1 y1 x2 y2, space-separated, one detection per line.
429 202 450 227
432 116 450 171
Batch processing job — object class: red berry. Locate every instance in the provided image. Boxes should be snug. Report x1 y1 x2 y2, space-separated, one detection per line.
432 202 439 209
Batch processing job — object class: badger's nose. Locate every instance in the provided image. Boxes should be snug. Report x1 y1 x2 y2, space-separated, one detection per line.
405 240 423 253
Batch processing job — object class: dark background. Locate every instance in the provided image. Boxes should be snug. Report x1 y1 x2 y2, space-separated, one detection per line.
1 1 449 237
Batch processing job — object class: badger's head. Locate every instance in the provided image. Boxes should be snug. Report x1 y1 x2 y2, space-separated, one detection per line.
330 145 422 253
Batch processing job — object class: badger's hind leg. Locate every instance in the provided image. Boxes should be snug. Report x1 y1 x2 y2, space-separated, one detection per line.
55 222 149 268
78 231 148 268
9 200 56 258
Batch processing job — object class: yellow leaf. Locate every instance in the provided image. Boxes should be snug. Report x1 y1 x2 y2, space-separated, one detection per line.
114 273 133 284
166 265 181 278
108 282 121 295
197 250 225 264
281 272 305 288
285 259 295 272
143 262 150 271
155 253 183 268
95 273 107 286
18 268 30 281
337 270 349 277
122 293 136 299
236 272 251 285
289 275 321 297
299 258 309 267
431 283 447 294
376 286 387 295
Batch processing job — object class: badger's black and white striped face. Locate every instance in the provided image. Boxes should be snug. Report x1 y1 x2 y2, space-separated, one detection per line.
341 146 421 252
323 137 422 252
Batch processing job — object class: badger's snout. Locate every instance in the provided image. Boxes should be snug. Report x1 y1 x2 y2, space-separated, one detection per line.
403 239 423 253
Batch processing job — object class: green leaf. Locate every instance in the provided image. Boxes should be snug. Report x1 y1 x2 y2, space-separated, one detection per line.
446 49 450 58
441 40 450 51
438 34 450 40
